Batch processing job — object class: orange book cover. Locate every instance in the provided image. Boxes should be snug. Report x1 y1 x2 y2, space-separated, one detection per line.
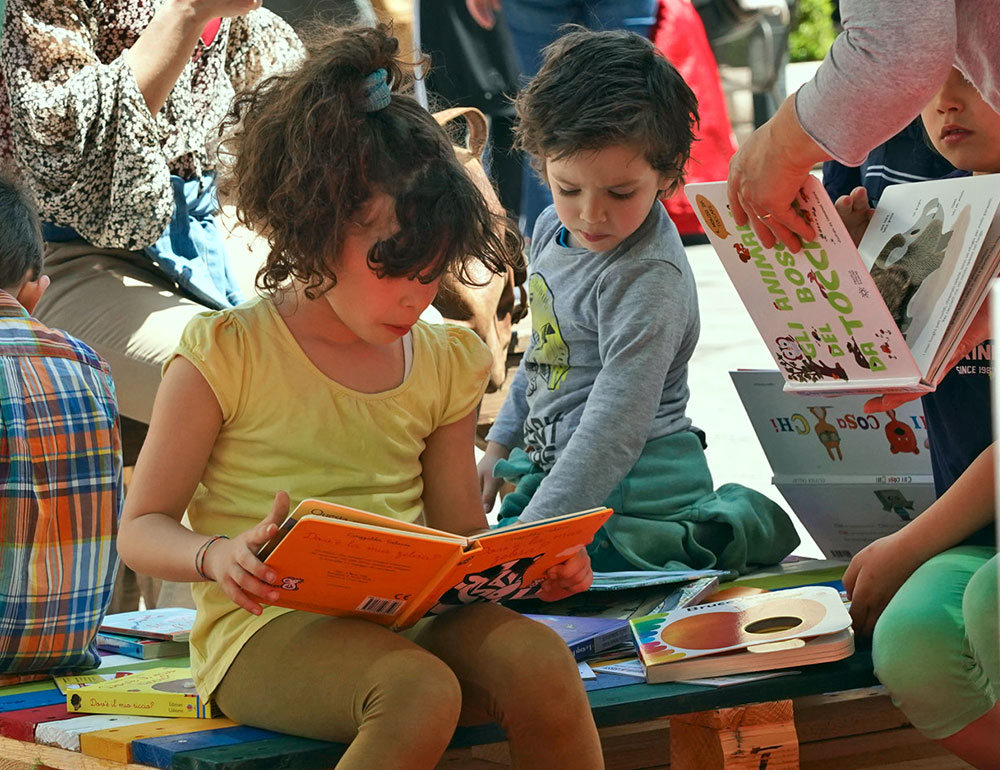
253 500 612 630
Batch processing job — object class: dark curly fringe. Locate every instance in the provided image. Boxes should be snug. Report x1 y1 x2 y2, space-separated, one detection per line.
515 26 699 188
217 23 520 299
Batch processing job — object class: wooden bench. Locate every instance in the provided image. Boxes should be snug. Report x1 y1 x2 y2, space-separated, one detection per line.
0 647 964 770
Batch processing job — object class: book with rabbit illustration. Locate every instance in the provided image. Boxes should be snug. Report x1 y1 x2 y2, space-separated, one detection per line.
252 499 612 631
730 369 936 558
688 174 1000 395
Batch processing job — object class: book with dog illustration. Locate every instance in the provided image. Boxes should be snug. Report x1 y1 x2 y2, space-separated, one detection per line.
630 586 854 682
252 499 612 631
730 369 937 558
688 174 1000 395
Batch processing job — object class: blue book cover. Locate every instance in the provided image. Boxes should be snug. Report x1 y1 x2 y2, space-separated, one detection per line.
523 614 632 661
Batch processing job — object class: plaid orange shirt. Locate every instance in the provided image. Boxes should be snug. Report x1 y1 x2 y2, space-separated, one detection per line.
0 290 122 685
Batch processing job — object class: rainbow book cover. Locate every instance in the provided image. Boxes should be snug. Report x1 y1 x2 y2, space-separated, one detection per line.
630 586 850 669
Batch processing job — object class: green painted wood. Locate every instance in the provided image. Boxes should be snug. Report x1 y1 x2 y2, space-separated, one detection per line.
172 736 346 770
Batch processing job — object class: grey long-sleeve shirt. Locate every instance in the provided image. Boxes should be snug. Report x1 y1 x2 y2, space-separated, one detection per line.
796 0 1000 166
487 204 699 522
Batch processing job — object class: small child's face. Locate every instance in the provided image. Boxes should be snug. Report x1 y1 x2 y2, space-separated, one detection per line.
324 194 440 345
545 145 671 253
921 67 1000 173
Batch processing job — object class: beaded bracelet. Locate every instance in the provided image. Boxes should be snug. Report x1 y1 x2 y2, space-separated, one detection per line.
195 535 229 581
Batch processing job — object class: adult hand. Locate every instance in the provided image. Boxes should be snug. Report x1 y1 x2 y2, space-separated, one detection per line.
202 490 289 615
727 95 828 252
863 299 992 414
842 531 923 637
834 186 874 247
537 547 593 602
466 0 501 29
477 441 510 512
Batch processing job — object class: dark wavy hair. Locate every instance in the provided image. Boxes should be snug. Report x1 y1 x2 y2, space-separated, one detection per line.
515 27 699 190
218 24 518 299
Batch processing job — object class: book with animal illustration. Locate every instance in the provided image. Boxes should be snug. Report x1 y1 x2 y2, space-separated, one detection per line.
98 608 196 642
630 586 854 683
252 499 612 631
730 369 936 558
66 667 217 719
688 174 1000 394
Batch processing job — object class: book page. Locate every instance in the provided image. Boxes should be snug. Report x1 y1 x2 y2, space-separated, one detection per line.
400 508 613 625
687 178 920 390
857 174 1000 375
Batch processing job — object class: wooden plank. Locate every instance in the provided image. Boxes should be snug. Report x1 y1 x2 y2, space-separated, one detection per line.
799 726 967 769
80 719 237 763
37 715 164 751
0 702 77 741
170 736 345 770
0 735 156 769
671 700 799 770
0 689 67 711
131 726 282 769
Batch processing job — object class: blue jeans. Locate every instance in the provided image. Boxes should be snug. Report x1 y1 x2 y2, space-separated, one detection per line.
501 0 659 235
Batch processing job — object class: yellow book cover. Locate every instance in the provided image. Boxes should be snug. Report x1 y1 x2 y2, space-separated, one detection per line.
66 667 216 719
252 499 613 630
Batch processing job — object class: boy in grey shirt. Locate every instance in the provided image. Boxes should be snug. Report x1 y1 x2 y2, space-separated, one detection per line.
478 28 797 572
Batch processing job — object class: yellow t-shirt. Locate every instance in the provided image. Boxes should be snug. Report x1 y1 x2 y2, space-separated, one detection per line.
167 296 491 697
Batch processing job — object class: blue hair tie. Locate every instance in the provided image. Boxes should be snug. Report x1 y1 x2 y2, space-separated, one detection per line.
362 68 391 112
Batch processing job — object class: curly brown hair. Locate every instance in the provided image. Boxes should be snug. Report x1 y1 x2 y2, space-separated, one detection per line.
515 27 699 190
218 24 518 299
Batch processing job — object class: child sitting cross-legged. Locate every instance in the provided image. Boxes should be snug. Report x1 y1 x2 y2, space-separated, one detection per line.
0 170 122 685
116 25 604 770
478 27 799 572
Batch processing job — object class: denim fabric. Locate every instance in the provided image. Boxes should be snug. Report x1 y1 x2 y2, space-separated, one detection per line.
43 174 242 311
501 0 659 235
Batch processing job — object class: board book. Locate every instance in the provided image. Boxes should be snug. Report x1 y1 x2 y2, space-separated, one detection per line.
630 586 853 683
95 632 189 660
66 667 217 719
253 499 613 630
688 174 1000 395
730 369 936 558
98 608 196 642
523 614 632 662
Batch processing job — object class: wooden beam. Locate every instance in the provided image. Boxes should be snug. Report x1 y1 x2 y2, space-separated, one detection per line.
670 700 799 770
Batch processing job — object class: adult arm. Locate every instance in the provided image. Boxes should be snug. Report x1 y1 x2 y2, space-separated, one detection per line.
728 0 955 250
843 442 996 636
518 259 692 522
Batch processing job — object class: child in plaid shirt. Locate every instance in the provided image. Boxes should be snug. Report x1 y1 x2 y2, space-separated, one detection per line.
0 171 122 685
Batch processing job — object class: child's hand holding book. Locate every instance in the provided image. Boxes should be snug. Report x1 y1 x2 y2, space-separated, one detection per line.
535 548 593 603
201 490 290 615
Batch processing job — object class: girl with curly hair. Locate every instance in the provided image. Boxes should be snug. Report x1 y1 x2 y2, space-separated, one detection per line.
117 24 602 770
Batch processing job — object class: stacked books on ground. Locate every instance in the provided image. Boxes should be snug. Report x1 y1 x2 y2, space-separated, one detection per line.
630 585 854 683
96 607 196 660
63 666 217 719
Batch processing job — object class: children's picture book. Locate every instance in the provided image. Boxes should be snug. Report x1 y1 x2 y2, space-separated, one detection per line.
99 608 196 642
630 586 853 683
688 175 1000 395
66 667 217 719
589 569 726 591
523 614 633 662
53 671 137 695
253 499 613 631
730 369 936 558
95 632 189 660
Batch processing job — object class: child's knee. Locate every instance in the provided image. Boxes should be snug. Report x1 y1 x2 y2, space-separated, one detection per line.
363 648 463 729
485 615 581 698
872 598 964 696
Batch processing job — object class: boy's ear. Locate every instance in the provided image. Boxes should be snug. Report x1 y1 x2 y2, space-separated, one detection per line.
16 274 50 314
657 172 682 201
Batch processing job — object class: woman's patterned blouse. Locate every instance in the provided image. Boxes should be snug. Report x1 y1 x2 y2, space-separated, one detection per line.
0 1 303 251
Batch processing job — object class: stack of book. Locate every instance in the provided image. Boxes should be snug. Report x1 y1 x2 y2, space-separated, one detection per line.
96 607 196 660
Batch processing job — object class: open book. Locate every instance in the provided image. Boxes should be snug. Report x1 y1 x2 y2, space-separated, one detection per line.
253 499 612 630
688 174 1000 394
730 369 936 558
